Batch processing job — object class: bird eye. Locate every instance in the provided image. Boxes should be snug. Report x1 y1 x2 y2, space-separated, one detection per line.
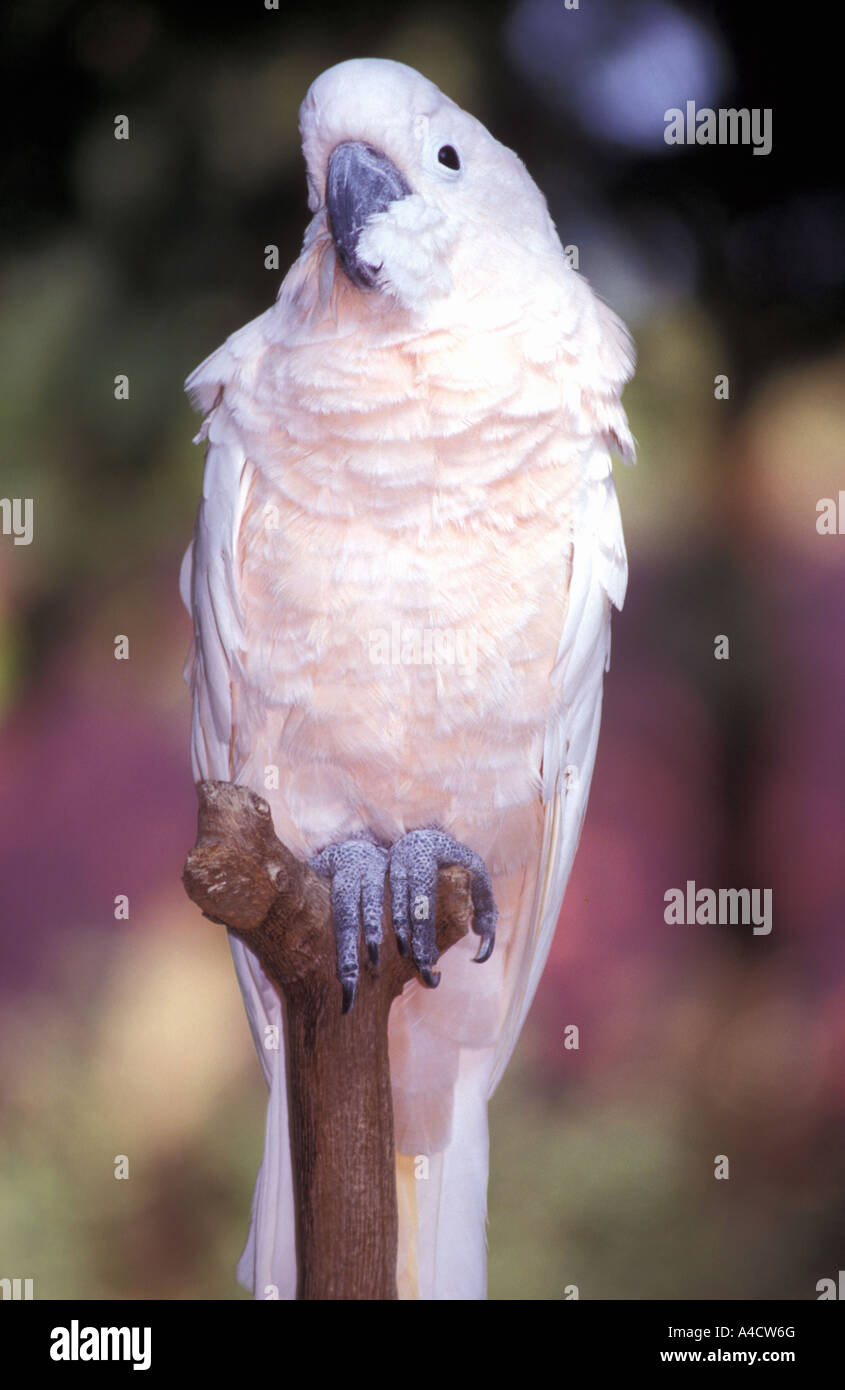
437 145 461 171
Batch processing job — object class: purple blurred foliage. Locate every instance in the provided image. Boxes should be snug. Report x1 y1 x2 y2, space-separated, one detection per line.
0 573 196 993
534 547 845 1113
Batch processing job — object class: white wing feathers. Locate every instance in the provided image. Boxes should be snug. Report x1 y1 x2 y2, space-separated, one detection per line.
489 456 628 1091
490 292 634 1092
181 315 298 1296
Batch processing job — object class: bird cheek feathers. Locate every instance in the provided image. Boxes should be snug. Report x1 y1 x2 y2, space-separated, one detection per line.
355 198 455 307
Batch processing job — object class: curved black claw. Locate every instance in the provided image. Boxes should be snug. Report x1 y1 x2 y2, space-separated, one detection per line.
473 933 495 964
387 828 498 988
309 838 389 1012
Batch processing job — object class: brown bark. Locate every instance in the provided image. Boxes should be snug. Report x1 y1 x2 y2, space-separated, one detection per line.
182 779 473 1300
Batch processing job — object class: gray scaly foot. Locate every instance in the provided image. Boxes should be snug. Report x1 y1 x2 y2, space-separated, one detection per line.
387 828 498 989
308 839 389 1013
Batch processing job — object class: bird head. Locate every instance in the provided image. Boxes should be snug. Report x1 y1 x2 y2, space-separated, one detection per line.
297 58 561 315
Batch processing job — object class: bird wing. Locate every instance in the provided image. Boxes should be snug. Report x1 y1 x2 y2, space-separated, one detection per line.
489 286 635 1092
181 309 298 1297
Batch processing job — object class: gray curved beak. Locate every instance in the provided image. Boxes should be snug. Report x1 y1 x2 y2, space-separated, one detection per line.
326 141 412 289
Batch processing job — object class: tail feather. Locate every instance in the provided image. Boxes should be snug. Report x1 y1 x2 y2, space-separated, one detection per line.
228 934 297 1299
397 1046 494 1300
236 1066 297 1298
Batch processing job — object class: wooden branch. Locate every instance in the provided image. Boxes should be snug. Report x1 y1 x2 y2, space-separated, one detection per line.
182 780 473 1300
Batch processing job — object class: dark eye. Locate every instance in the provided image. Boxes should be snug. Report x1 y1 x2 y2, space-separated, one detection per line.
437 145 461 171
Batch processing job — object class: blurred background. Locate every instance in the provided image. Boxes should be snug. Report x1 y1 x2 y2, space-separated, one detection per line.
1 0 843 1299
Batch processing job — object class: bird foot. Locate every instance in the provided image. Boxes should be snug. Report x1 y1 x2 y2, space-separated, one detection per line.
388 828 498 989
308 839 389 1013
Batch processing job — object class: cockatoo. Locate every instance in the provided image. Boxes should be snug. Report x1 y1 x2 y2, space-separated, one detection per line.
181 57 634 1301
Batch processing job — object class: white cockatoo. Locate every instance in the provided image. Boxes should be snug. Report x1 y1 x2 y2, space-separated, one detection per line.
181 57 634 1301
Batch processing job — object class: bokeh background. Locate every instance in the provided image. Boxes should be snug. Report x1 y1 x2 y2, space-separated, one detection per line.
2 0 843 1299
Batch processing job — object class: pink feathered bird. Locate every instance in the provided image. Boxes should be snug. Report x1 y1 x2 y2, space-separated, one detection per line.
181 57 634 1300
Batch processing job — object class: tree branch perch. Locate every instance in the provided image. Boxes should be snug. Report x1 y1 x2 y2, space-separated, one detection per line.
182 779 473 1300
